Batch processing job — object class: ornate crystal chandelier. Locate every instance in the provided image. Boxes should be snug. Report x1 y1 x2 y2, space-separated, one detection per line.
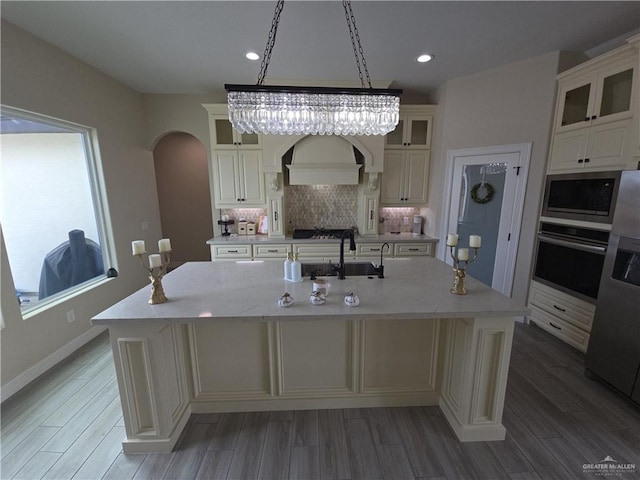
225 0 402 136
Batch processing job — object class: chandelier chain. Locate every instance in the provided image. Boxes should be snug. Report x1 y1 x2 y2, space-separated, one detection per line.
343 0 372 89
257 0 285 86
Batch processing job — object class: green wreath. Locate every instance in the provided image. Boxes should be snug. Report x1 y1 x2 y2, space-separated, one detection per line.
470 182 495 204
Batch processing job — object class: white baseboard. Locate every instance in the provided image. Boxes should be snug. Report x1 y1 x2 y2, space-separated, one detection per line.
1 326 108 403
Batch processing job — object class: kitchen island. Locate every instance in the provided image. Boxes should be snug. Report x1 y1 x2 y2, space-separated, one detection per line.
93 257 528 453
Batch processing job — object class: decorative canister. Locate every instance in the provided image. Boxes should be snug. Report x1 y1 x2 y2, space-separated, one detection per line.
278 293 294 307
344 292 360 307
309 291 326 305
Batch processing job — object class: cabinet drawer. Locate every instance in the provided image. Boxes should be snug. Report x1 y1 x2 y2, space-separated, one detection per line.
294 243 344 258
394 243 433 257
357 244 388 257
529 305 590 352
211 245 252 261
528 281 595 331
253 244 291 258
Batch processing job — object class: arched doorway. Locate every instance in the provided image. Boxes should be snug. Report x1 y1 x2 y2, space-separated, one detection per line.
153 132 212 264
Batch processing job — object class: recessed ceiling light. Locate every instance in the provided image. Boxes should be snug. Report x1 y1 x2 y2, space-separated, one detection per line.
245 52 260 61
417 54 433 63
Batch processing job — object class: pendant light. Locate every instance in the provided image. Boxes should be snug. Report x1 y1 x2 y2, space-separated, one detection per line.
225 0 402 136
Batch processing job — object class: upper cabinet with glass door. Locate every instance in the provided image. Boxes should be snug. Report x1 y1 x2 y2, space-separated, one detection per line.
555 47 637 134
203 104 262 149
384 106 436 149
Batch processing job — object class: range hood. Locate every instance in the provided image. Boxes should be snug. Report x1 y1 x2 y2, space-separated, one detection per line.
286 136 362 185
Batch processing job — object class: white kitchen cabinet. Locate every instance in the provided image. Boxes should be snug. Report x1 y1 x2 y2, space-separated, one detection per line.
359 194 379 236
548 118 633 172
394 242 433 257
210 244 252 262
213 150 265 207
268 195 285 237
381 150 430 205
527 280 595 352
384 107 434 149
357 242 435 258
555 57 635 134
203 104 262 149
253 244 291 259
292 243 355 263
548 44 638 173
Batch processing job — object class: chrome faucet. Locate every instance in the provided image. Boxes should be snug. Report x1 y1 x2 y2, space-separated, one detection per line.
335 229 356 279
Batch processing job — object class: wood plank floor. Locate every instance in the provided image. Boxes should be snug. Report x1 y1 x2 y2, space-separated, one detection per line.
2 323 639 480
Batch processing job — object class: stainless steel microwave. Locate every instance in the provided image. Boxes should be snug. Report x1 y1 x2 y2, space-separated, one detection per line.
542 171 622 224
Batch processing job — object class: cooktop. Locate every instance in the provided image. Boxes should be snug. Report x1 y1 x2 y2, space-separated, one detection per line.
292 228 352 240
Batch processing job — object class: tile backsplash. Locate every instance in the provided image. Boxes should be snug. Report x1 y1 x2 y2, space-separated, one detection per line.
379 207 422 234
219 208 266 235
285 185 358 231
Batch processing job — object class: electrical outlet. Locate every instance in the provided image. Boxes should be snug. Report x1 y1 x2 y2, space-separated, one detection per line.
403 216 410 225
66 310 76 323
141 220 149 231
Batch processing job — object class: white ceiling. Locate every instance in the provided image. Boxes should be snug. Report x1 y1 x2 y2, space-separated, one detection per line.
2 1 639 101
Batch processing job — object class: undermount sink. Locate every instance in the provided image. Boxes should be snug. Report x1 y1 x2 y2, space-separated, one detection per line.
301 261 379 278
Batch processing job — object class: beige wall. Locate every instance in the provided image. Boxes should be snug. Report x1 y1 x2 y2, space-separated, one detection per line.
1 21 161 392
153 133 212 262
428 51 586 304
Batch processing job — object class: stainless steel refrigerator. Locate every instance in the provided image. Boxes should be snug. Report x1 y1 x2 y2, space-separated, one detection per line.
585 170 640 404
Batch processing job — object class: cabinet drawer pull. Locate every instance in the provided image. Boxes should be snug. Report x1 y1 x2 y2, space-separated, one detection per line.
549 322 562 330
228 250 239 253
553 304 566 312
267 249 278 253
409 248 419 251
370 248 380 251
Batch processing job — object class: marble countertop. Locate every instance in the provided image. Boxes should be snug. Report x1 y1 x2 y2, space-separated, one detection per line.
93 258 528 325
206 233 438 245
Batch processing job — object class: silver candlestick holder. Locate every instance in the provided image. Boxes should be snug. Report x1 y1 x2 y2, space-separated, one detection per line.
448 246 480 295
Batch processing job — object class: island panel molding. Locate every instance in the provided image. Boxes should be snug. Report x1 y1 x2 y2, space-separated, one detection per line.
93 259 528 452
276 320 357 396
110 323 191 453
360 318 439 394
439 316 514 442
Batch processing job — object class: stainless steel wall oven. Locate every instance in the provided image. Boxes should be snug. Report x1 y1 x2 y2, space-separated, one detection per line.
533 222 609 303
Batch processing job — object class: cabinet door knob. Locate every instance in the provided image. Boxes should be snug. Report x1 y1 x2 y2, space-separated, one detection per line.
578 159 584 163
369 210 373 220
584 158 590 163
274 211 278 221
237 198 241 201
584 117 590 122
591 115 597 120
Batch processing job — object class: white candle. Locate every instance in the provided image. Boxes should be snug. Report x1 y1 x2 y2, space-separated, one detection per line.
148 254 162 268
221 214 229 222
158 238 172 252
132 240 146 255
457 248 469 261
446 233 459 247
469 235 482 248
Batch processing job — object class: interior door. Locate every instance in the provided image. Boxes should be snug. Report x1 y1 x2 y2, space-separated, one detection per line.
444 144 530 296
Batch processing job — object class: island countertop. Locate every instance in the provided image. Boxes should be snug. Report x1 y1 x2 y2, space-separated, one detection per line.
92 257 528 324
